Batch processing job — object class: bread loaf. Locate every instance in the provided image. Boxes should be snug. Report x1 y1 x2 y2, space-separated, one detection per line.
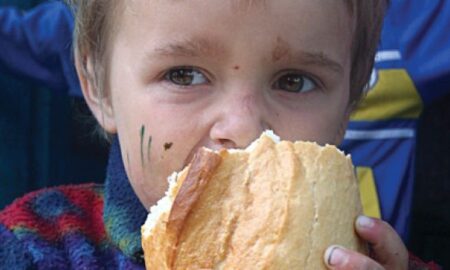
141 131 366 269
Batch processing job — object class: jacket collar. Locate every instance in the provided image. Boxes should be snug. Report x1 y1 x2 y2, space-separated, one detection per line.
103 137 147 262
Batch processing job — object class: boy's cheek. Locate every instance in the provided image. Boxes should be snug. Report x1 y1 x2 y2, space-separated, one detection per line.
123 131 192 187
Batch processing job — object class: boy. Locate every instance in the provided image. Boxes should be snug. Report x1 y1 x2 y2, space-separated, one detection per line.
0 0 437 269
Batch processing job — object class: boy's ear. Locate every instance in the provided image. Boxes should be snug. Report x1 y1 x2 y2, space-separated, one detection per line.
75 53 118 134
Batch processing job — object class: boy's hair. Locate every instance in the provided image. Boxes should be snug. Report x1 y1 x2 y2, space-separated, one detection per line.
67 0 121 103
346 0 390 107
68 0 388 109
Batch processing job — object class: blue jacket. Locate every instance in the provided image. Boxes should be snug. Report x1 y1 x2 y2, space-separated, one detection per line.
0 1 81 96
341 0 450 242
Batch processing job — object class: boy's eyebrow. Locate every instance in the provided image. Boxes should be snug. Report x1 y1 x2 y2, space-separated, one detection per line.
152 38 225 58
272 37 343 74
280 50 344 75
149 38 344 75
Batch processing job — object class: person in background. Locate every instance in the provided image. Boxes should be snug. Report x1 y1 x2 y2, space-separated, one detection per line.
0 0 107 210
0 1 80 96
341 0 450 250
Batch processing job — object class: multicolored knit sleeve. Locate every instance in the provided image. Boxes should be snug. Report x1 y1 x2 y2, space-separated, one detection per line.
0 223 32 269
0 184 106 269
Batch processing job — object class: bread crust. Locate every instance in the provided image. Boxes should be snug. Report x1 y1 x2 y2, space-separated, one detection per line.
166 149 223 267
142 134 366 269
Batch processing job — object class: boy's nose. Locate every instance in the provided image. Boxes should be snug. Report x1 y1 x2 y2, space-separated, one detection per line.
209 93 271 149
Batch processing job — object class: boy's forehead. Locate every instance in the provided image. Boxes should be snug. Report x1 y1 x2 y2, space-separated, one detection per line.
232 0 353 14
123 0 352 14
116 0 354 68
120 0 354 32
118 0 351 71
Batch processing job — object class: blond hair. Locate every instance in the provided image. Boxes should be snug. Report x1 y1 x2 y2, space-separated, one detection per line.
68 0 388 107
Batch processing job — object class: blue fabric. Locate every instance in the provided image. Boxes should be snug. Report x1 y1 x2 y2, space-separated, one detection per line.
382 0 450 104
0 1 81 96
341 0 450 242
31 189 82 220
104 136 148 259
0 2 107 210
0 225 32 269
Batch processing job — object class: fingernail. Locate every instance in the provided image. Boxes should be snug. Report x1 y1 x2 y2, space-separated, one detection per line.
325 245 348 266
357 215 374 229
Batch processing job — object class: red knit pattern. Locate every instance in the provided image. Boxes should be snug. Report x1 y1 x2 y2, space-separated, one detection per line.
59 185 106 244
0 184 106 244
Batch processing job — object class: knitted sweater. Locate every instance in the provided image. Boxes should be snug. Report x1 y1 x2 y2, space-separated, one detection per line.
0 139 147 269
0 138 441 269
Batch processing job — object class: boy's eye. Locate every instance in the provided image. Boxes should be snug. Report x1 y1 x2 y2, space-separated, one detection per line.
164 67 208 86
273 73 316 93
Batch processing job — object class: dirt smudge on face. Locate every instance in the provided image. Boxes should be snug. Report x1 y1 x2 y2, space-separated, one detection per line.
272 36 290 62
164 142 173 151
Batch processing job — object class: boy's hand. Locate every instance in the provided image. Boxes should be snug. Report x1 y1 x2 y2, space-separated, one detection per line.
324 216 408 270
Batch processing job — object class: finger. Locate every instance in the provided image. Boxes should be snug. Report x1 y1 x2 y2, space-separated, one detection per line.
355 216 408 269
324 245 384 270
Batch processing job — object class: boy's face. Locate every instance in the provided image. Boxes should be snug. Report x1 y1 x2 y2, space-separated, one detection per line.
89 0 354 208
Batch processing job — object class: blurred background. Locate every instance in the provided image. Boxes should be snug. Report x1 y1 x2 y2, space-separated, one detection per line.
0 0 449 268
0 0 108 209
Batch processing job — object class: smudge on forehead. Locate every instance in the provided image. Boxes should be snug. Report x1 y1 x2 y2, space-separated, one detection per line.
272 36 290 62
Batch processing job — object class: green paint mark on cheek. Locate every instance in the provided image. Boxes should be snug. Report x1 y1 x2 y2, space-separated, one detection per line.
147 136 152 163
140 125 145 167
